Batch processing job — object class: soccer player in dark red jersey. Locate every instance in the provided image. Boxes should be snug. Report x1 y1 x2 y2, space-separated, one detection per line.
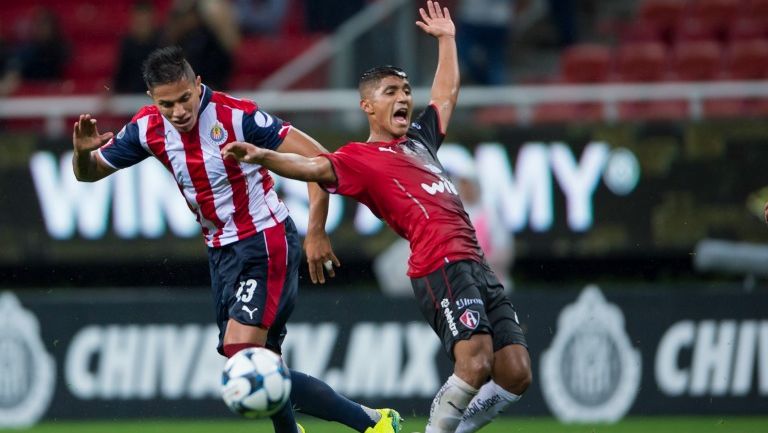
221 2 532 433
72 46 402 433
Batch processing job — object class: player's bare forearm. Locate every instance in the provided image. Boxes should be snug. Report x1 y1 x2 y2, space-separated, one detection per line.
430 35 459 129
306 182 329 234
222 142 336 184
416 1 459 132
72 150 101 182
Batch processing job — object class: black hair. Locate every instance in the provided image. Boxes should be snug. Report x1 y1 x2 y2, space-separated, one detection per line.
358 65 408 96
141 46 196 90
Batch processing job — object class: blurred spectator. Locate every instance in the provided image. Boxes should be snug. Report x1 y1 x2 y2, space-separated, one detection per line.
113 1 162 94
445 157 515 292
0 26 18 95
304 0 365 32
235 0 288 35
547 0 577 47
8 8 69 82
456 0 515 85
165 0 239 90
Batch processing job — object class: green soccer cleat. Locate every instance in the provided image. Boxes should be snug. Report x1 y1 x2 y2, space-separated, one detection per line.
296 423 305 433
365 408 403 433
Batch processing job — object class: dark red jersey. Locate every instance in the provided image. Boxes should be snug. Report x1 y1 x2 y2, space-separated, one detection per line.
321 104 483 277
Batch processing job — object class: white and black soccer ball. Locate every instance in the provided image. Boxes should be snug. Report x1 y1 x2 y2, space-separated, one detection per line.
221 347 292 418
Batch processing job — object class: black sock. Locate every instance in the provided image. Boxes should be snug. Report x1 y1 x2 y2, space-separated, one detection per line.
289 370 376 432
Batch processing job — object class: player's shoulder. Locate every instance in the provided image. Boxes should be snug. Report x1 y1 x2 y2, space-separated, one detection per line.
211 90 258 113
130 105 161 123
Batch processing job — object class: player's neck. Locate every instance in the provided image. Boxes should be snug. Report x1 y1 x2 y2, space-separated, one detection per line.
367 130 404 144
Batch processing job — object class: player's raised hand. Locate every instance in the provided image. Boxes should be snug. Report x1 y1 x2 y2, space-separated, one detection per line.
72 114 114 154
221 141 266 163
416 1 455 39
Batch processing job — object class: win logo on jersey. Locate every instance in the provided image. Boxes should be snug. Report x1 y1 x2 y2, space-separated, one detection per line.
421 175 458 196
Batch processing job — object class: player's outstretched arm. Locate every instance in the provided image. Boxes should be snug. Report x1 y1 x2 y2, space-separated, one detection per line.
72 114 117 182
222 139 340 283
222 141 336 183
416 0 459 134
276 127 341 283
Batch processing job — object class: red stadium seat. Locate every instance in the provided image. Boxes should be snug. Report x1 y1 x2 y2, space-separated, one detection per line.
673 17 719 43
231 34 323 90
616 42 669 82
616 42 683 120
725 39 768 79
688 0 740 40
744 0 768 25
620 20 664 44
638 0 687 43
671 40 723 81
559 44 613 83
704 39 768 118
726 18 766 42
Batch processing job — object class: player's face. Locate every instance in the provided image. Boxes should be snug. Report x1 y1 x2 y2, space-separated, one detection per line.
149 75 203 133
366 76 413 138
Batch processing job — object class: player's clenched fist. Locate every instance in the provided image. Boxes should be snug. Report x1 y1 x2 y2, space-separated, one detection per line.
221 141 266 163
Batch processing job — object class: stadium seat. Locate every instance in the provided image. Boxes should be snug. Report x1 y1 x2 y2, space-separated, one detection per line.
725 39 768 79
704 39 768 118
616 42 669 82
671 40 723 81
744 0 768 26
559 44 613 83
725 17 766 42
230 34 323 90
638 0 688 43
673 17 719 43
688 0 740 41
620 20 663 44
616 42 686 120
64 41 118 94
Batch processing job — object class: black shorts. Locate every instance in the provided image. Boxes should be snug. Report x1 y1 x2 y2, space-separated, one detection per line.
411 259 527 362
208 217 301 355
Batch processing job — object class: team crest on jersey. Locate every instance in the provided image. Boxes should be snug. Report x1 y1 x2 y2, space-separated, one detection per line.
459 309 480 329
210 122 228 144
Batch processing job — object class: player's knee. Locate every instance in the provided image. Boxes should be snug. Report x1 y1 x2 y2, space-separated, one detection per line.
496 351 532 395
455 352 493 388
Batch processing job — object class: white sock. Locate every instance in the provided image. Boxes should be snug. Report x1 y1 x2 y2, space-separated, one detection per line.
425 374 478 433
361 406 382 424
454 380 521 433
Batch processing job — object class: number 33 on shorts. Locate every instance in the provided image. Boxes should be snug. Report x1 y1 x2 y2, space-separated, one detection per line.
236 279 257 303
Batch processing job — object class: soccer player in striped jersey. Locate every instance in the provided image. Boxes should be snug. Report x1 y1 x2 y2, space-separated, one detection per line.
221 2 532 432
72 46 401 433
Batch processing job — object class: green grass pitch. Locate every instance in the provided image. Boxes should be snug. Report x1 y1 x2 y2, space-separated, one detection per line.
14 417 768 433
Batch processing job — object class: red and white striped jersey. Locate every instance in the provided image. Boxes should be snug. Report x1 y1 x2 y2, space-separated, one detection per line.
98 85 291 248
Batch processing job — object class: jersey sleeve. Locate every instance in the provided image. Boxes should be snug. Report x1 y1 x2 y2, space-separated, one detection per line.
97 122 150 169
407 103 445 157
242 109 291 150
319 145 368 197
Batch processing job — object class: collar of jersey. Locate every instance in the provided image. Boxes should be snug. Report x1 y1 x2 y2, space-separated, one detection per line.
198 84 213 116
368 136 408 146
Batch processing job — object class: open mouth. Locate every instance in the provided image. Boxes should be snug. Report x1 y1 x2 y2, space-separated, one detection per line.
393 107 408 126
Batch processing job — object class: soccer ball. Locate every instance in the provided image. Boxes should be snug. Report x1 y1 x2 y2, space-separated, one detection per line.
221 347 292 418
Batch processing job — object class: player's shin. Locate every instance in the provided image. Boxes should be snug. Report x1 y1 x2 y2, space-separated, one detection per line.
454 380 521 433
425 374 478 433
270 395 301 433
